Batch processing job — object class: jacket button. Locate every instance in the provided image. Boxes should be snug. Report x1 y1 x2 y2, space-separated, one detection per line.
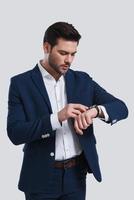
50 152 54 157
41 134 46 139
41 133 50 139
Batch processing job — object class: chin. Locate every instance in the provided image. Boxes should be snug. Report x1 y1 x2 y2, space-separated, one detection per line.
61 71 67 75
61 69 69 74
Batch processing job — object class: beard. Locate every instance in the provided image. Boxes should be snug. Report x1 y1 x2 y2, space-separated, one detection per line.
48 54 70 75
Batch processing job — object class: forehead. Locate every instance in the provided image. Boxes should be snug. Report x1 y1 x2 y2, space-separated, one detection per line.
54 38 78 52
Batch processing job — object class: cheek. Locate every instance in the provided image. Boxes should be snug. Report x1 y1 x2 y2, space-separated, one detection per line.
53 54 59 61
55 55 64 65
49 54 57 64
49 52 64 66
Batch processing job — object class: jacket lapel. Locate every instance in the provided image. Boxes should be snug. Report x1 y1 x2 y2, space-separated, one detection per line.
64 69 76 103
31 64 52 113
31 66 76 112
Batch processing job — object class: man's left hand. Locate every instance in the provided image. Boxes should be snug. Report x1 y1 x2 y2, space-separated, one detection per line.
74 108 98 135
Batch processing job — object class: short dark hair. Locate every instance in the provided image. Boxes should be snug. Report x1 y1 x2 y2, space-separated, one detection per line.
43 22 81 47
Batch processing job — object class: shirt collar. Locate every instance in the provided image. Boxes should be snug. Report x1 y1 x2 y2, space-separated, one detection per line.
38 61 54 80
38 60 64 82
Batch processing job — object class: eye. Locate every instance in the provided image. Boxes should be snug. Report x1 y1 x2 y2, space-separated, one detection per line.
60 52 67 55
58 51 67 56
71 53 75 56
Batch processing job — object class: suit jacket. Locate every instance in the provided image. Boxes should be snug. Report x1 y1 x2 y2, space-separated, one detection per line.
7 64 128 192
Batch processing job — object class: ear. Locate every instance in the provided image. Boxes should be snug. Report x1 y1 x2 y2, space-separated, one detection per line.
43 42 51 54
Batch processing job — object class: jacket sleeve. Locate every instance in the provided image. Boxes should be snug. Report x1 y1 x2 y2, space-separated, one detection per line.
92 80 128 125
7 78 55 145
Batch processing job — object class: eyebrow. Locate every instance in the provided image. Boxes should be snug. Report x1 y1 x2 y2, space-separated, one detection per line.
58 50 77 54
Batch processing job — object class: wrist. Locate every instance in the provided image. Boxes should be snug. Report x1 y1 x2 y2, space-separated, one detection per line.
88 105 100 118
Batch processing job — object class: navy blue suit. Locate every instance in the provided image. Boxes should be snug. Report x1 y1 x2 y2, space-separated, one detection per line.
7 64 128 195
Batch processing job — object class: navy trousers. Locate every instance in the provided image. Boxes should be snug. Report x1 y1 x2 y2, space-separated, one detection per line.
24 155 88 200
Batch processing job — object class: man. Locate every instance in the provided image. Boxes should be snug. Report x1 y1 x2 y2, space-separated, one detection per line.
7 22 128 200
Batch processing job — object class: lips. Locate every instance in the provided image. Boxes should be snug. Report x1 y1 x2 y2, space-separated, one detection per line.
61 65 69 68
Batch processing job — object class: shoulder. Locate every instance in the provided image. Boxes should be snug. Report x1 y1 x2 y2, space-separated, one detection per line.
10 65 37 83
68 68 93 81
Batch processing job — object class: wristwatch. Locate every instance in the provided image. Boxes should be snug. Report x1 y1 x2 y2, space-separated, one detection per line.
88 105 100 118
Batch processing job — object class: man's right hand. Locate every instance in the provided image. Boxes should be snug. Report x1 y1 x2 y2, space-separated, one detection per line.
58 103 88 123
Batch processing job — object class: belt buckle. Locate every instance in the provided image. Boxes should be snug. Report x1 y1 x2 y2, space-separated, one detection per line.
63 160 69 169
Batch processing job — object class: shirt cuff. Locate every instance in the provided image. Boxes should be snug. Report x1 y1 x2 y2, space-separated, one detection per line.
98 105 109 122
50 113 62 130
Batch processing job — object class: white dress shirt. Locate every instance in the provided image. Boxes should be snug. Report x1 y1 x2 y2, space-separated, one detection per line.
38 62 82 160
38 61 109 161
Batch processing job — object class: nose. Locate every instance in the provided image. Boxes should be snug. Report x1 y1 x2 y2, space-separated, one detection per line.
65 55 73 64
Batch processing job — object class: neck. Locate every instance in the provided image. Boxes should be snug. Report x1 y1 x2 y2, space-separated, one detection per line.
40 59 61 81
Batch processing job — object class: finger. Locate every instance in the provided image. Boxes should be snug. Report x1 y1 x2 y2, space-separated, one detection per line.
85 114 93 125
70 113 80 119
77 115 85 129
72 109 82 115
72 104 88 112
74 119 83 135
81 114 89 129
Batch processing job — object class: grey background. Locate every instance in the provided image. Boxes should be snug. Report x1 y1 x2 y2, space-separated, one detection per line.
0 0 133 199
